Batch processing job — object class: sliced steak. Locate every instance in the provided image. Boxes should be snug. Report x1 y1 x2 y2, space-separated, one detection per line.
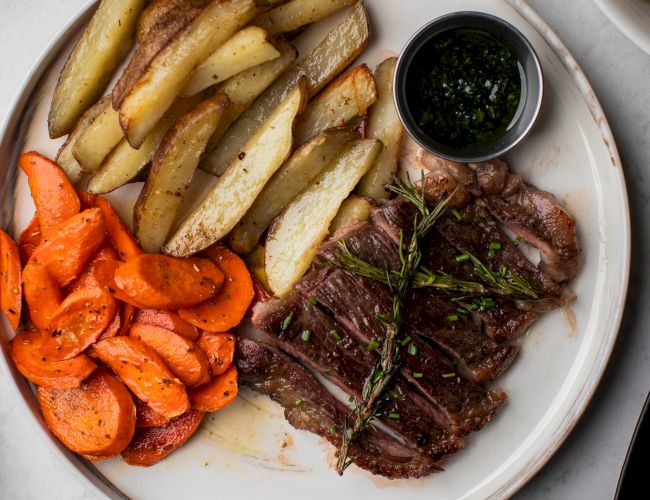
236 338 442 478
300 269 507 435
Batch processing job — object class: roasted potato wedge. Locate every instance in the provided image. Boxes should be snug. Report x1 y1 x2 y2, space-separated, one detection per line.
119 0 266 148
182 27 281 96
72 102 123 172
229 127 359 254
202 2 370 175
136 0 209 42
134 94 230 253
56 96 112 184
357 57 404 200
253 0 356 35
48 0 145 138
87 95 205 194
294 64 377 146
329 195 372 234
265 139 381 297
164 80 308 257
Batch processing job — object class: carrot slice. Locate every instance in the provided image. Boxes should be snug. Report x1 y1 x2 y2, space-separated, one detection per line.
10 329 96 389
94 336 189 419
133 309 199 341
95 196 143 261
18 152 80 238
0 229 22 330
31 208 106 287
197 332 235 376
129 324 210 387
189 365 238 412
134 396 169 428
64 243 119 295
42 286 117 360
78 191 97 210
118 303 135 337
121 408 204 466
18 216 42 266
36 368 135 456
113 254 224 309
23 260 62 329
178 246 253 332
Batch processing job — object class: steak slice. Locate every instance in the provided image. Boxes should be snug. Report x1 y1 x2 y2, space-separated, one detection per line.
251 294 463 460
471 300 540 342
300 269 507 435
236 338 442 478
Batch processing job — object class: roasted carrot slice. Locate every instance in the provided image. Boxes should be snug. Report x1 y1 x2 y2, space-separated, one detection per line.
31 208 106 287
95 196 143 261
178 246 253 332
133 309 199 341
189 365 238 412
129 324 210 387
197 332 235 376
121 408 204 466
42 286 117 360
94 336 189 419
113 254 224 309
37 368 135 456
64 243 119 295
10 329 96 389
23 260 62 329
0 229 22 330
134 396 169 428
18 216 42 266
78 191 97 210
18 152 80 238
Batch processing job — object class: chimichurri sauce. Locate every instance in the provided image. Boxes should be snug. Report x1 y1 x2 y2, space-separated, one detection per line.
406 29 523 150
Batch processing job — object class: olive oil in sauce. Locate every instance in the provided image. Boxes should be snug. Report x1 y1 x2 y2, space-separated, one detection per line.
406 29 524 150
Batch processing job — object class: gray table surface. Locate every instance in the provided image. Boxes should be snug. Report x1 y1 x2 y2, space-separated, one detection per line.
0 1 648 498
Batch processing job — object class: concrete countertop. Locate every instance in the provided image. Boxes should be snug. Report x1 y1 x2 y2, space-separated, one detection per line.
0 1 648 498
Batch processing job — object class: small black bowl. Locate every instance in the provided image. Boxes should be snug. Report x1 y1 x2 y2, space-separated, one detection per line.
393 12 543 162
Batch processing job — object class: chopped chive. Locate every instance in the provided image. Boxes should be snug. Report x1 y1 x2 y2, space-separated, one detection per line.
489 241 502 251
330 330 342 341
301 330 312 342
455 253 470 262
457 307 469 315
488 249 497 258
407 343 418 356
330 425 338 433
447 314 459 322
348 395 355 403
514 236 527 245
388 389 399 400
442 372 456 379
367 339 381 351
388 412 401 419
400 336 412 346
451 209 462 221
295 399 303 406
500 265 507 277
308 297 318 305
479 298 496 310
281 311 294 330
413 372 424 378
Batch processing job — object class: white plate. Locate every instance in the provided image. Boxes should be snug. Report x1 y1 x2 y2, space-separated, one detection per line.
0 1 630 499
593 0 650 55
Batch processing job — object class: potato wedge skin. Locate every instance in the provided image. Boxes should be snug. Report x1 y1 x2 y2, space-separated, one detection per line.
329 195 373 234
265 139 382 296
48 0 145 138
229 127 359 254
10 329 97 389
136 0 209 43
56 96 112 184
119 0 265 147
164 80 308 257
95 336 190 419
37 369 136 456
134 93 230 253
72 103 123 173
182 26 281 96
294 64 377 146
200 39 297 175
203 2 370 175
357 57 405 200
253 0 356 35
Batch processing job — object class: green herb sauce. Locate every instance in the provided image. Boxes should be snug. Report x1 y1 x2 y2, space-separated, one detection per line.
407 29 523 150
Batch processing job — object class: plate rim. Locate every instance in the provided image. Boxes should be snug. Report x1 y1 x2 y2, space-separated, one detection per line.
592 0 650 55
0 1 630 499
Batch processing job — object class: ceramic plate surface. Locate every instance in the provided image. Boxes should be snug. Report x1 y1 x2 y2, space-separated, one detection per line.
593 0 650 54
0 1 630 499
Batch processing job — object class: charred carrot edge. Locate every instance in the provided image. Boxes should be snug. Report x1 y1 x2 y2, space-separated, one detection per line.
0 229 22 330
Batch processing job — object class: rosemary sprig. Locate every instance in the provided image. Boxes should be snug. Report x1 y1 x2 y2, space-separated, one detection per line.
335 178 455 475
464 252 539 299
